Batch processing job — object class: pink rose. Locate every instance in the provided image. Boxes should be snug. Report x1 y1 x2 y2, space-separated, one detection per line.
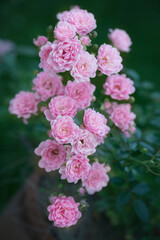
65 80 95 110
9 91 38 124
80 36 91 46
48 196 82 228
108 29 132 52
97 44 123 76
72 129 98 156
103 74 135 100
47 37 82 72
39 41 54 73
51 116 79 144
104 101 118 115
109 103 136 137
32 71 63 101
34 139 66 172
84 108 110 138
78 187 85 196
70 51 97 81
54 21 76 41
82 162 109 194
59 155 91 183
62 9 97 36
44 96 77 121
33 36 48 47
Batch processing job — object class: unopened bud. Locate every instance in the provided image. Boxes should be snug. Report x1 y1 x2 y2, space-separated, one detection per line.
140 147 148 154
92 31 97 38
129 96 135 103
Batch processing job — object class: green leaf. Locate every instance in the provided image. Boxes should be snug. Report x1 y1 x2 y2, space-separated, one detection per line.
116 192 131 206
134 200 149 223
111 177 125 186
129 142 137 151
139 141 154 152
132 183 150 195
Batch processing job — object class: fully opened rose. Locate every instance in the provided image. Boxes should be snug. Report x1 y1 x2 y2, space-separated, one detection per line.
9 6 136 228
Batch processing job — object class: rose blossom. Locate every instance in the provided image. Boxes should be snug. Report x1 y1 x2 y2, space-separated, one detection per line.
65 80 95 110
78 187 85 196
108 29 132 52
97 44 123 76
51 116 79 144
47 37 82 72
84 108 110 138
103 74 135 100
56 6 80 21
80 36 91 46
82 162 109 194
109 103 136 137
103 101 119 115
39 41 53 72
70 51 97 81
61 9 97 36
9 91 38 124
33 36 48 47
48 196 82 228
34 139 66 172
54 21 76 41
44 96 77 121
59 155 91 184
32 72 64 101
72 128 98 156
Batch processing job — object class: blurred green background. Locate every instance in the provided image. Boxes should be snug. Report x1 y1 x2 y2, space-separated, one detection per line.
0 0 160 223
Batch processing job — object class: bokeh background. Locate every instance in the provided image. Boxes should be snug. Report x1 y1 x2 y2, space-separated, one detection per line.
0 0 160 234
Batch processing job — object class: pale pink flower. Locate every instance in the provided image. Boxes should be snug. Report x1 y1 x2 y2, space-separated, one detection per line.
44 96 77 121
54 21 76 41
97 44 123 76
62 9 97 36
82 162 109 194
108 29 132 52
9 91 38 124
34 139 66 172
59 155 91 184
103 74 135 100
57 11 70 21
39 41 54 72
33 36 48 47
65 80 95 110
47 37 82 72
84 108 110 138
32 72 63 101
70 51 97 81
78 187 85 196
48 196 82 228
51 116 79 144
72 129 98 156
56 6 80 21
105 165 111 173
80 36 91 46
109 103 136 137
103 101 118 115
47 129 53 138
40 106 47 112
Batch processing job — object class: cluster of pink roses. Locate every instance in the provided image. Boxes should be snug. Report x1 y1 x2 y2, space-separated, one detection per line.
9 6 136 228
104 102 136 137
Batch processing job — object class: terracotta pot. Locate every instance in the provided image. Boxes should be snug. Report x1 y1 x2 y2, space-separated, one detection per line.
0 168 123 240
